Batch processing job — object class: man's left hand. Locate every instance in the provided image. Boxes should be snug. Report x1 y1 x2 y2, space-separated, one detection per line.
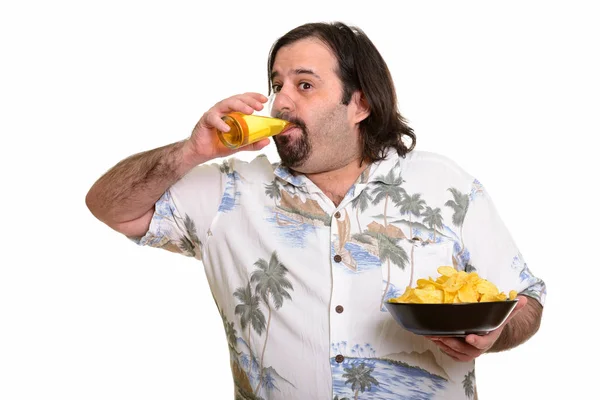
425 295 528 362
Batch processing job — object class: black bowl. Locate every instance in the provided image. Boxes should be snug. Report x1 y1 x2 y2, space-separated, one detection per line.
384 300 518 336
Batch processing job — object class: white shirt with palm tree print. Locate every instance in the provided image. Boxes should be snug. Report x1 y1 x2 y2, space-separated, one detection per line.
133 149 546 400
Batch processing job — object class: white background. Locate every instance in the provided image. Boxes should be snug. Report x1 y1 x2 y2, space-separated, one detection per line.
1 0 598 399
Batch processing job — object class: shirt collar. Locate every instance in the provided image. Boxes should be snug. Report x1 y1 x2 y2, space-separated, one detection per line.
273 163 311 188
272 149 405 190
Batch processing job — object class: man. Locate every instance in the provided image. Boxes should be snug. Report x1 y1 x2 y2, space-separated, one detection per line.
86 22 545 399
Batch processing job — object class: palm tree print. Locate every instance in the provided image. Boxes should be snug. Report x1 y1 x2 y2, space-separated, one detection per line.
342 362 379 400
369 167 408 310
377 234 409 309
176 214 200 257
351 189 372 233
224 320 238 350
332 342 349 356
421 206 444 243
218 308 238 352
250 251 294 393
262 370 277 393
354 231 409 310
218 160 243 213
184 214 200 242
219 160 233 175
465 263 477 273
239 353 251 372
370 167 405 228
397 192 426 239
234 282 266 375
264 179 282 206
177 236 196 257
398 192 427 287
445 188 469 259
462 369 475 398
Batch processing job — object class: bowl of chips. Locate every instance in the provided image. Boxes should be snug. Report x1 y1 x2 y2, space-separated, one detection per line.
385 266 519 336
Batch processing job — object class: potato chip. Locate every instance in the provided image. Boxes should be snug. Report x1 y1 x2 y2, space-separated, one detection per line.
458 284 478 303
389 266 518 304
443 291 457 304
480 293 505 302
437 266 457 277
475 280 499 296
414 288 444 303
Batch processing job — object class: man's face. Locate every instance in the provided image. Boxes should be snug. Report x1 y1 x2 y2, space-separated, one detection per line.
270 38 363 174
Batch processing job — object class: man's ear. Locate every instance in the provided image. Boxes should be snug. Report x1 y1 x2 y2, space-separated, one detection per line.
351 91 371 124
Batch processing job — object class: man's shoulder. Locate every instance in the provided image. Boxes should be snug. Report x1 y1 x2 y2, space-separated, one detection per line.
220 154 277 179
405 149 463 167
183 154 275 181
401 149 476 183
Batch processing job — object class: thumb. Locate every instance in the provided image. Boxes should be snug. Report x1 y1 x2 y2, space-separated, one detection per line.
514 295 528 312
505 295 528 324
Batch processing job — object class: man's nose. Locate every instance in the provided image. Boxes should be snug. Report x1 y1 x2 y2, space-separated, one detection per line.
271 92 296 117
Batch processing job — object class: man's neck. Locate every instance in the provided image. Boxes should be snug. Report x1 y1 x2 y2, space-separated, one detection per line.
305 158 370 207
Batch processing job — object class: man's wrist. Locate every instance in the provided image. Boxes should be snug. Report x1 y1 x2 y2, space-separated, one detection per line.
179 139 210 171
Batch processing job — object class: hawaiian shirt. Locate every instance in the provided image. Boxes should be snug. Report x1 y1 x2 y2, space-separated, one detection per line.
134 149 546 400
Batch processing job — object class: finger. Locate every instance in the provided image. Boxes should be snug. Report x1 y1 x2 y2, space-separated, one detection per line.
434 341 476 362
242 92 269 104
216 94 266 114
238 92 269 109
502 295 528 325
463 296 529 351
465 332 497 350
514 295 528 312
203 111 231 132
216 98 256 115
435 337 481 359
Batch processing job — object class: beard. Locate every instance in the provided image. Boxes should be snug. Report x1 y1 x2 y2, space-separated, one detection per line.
273 116 311 169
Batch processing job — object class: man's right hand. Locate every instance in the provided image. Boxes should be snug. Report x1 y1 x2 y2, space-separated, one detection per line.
182 92 271 164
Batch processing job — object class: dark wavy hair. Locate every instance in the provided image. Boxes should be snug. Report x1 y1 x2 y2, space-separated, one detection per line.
267 22 416 163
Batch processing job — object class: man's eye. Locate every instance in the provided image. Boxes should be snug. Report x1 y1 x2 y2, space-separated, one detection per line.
272 85 282 93
299 82 312 90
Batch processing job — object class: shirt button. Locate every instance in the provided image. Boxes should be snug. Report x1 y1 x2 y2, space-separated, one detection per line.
335 354 344 363
334 255 342 263
334 211 341 219
335 305 344 313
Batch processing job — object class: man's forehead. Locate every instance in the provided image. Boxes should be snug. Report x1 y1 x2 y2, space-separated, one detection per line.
271 38 336 77
270 68 322 81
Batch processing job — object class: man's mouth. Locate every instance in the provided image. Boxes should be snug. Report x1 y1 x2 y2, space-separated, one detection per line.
279 125 300 136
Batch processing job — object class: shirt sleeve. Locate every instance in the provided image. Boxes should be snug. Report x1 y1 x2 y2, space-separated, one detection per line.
460 181 546 306
130 162 226 260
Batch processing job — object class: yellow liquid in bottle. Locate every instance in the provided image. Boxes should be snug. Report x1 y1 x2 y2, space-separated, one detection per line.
217 112 291 149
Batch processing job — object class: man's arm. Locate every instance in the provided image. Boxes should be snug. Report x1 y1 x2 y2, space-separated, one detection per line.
85 92 270 238
85 140 205 237
488 295 543 353
427 295 543 362
427 178 548 362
